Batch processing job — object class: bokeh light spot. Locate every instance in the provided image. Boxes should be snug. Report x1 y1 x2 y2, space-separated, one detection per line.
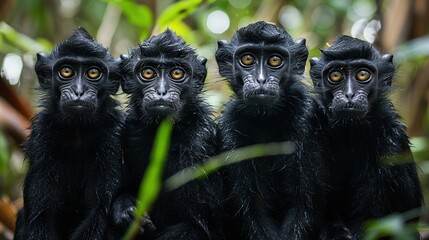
1 53 23 85
207 10 230 34
278 5 302 29
311 6 336 29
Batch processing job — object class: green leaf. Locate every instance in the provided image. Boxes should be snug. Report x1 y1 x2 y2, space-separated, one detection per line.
154 0 205 33
165 141 297 191
0 22 52 53
365 215 403 240
364 210 421 240
0 128 10 177
122 119 173 240
104 0 153 40
395 35 429 61
410 137 428 153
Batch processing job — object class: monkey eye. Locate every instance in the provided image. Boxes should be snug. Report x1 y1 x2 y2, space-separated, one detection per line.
267 55 283 67
59 66 75 79
140 68 156 80
170 68 185 81
86 67 102 80
355 69 371 82
328 70 343 83
240 54 255 66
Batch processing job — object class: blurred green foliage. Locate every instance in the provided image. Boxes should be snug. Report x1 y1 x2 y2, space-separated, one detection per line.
0 0 428 239
0 128 10 177
105 0 153 40
365 213 419 240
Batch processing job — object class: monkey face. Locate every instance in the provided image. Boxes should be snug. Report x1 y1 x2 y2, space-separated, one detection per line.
321 60 378 119
233 45 290 104
53 58 109 115
133 59 192 118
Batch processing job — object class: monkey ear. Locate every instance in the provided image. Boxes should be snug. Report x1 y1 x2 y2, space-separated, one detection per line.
382 54 393 63
118 55 134 94
309 57 322 86
381 54 395 87
309 57 319 67
35 53 52 90
295 38 306 45
217 40 228 48
291 38 308 75
195 56 208 92
107 58 121 94
198 56 207 66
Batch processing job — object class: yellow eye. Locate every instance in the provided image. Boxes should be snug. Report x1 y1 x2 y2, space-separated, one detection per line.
240 54 255 66
267 55 283 67
170 68 185 80
356 70 371 81
141 68 156 80
328 71 343 82
86 68 101 80
59 67 74 79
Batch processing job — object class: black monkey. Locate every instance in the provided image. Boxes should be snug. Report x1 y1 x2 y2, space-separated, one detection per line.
111 29 223 239
310 35 422 239
215 21 327 239
14 28 123 240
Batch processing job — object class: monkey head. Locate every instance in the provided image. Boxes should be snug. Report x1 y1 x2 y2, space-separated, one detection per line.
310 35 395 122
216 21 308 107
35 28 120 118
121 29 207 123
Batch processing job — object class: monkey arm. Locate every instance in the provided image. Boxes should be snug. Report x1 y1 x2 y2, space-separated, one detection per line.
279 146 327 240
20 162 61 240
69 142 122 240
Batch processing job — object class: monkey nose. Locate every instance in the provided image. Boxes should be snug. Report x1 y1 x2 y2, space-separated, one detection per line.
345 91 355 101
156 88 168 96
71 87 85 99
257 74 266 84
74 89 84 97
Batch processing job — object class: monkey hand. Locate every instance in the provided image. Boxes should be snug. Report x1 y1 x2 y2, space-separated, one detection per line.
111 195 156 234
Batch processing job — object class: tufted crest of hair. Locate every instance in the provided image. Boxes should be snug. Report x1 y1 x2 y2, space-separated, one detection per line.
35 27 121 93
310 35 395 93
215 21 308 81
121 28 207 93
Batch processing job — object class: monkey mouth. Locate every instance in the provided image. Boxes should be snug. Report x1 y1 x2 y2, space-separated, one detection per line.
332 103 367 118
62 100 96 113
145 100 176 115
245 89 278 102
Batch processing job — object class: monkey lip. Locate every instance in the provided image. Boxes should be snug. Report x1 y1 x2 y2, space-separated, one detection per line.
245 89 278 101
146 101 176 115
62 100 95 112
334 107 367 118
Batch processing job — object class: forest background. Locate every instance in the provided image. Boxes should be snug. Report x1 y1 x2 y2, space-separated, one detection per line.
0 0 428 239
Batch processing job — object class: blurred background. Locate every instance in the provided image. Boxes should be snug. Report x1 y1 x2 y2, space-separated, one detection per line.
0 0 428 239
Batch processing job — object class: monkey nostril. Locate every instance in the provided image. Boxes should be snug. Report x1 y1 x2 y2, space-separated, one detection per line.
257 76 266 84
346 92 355 100
156 89 167 96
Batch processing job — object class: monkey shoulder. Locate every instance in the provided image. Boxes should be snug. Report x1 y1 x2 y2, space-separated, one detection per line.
171 101 216 164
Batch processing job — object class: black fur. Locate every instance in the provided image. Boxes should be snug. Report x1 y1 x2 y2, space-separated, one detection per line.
111 29 223 240
310 35 423 239
14 28 123 240
215 21 327 239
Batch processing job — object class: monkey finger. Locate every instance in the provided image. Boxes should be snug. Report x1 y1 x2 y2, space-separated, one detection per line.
139 212 156 233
